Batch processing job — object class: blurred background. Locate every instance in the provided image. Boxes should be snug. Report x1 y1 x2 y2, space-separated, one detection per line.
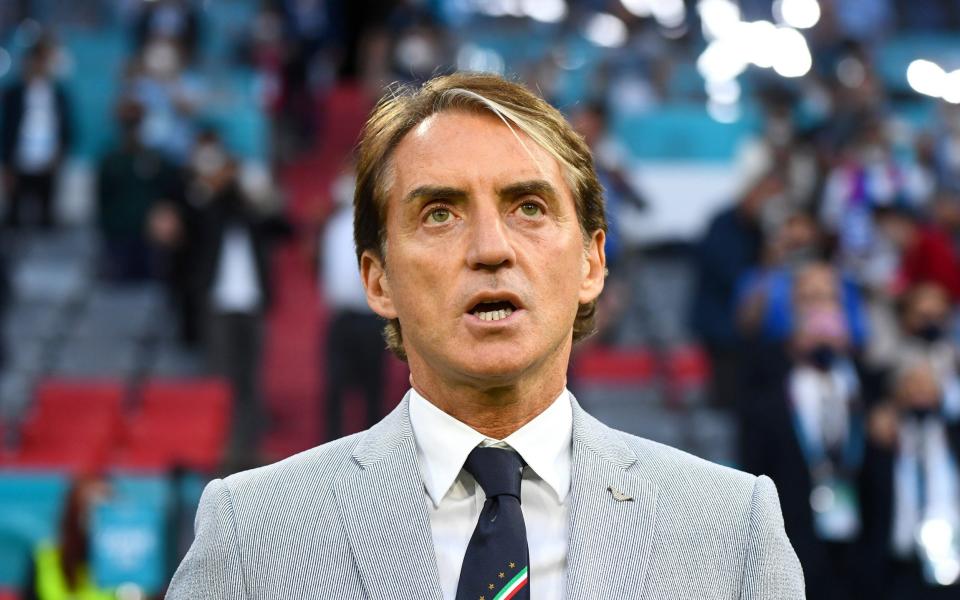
1 0 960 598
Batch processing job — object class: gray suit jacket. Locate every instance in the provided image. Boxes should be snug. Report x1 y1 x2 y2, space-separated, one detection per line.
167 394 805 598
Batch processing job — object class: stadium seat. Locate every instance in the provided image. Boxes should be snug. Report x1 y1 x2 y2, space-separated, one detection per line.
33 380 125 416
661 344 711 407
112 379 231 472
572 347 657 385
12 380 126 474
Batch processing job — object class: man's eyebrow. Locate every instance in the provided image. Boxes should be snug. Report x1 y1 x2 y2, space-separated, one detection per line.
402 185 468 204
497 179 558 201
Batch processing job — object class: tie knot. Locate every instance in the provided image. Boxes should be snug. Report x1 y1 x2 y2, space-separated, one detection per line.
463 446 524 499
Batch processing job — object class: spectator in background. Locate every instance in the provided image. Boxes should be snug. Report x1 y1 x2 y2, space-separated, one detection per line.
180 130 290 467
819 115 929 291
127 37 201 164
738 222 869 351
888 283 960 422
25 478 113 600
133 0 200 64
691 166 785 407
873 204 960 301
569 101 646 345
1 40 72 229
96 98 180 282
742 271 868 600
320 168 386 441
569 101 646 273
860 360 960 598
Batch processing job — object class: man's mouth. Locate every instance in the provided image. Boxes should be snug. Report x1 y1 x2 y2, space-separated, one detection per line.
469 300 518 322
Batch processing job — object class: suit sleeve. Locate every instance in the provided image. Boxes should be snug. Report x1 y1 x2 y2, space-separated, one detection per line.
738 475 806 599
166 478 250 599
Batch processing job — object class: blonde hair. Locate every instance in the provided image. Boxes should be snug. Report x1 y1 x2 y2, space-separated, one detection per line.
354 72 606 360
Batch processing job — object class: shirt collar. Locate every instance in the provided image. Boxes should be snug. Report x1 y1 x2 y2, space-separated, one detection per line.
408 387 573 508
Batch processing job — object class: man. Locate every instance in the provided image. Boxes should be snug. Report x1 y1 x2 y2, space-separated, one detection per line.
167 73 804 598
1 40 72 229
321 167 387 441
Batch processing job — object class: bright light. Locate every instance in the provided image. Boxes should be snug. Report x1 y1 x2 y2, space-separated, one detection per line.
456 44 505 74
621 0 652 17
733 20 779 69
478 0 523 17
907 59 947 98
707 99 741 123
771 27 812 77
698 0 741 39
584 13 628 48
933 558 960 586
706 78 741 104
522 0 567 23
775 0 821 29
697 39 747 82
919 519 954 554
651 0 686 28
943 70 960 104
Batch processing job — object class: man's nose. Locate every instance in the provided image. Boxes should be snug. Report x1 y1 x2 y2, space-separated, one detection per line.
465 207 516 270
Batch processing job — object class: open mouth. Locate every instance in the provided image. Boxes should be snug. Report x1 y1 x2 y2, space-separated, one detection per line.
469 300 518 322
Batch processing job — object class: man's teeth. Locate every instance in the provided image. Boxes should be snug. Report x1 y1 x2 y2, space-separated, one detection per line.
475 307 514 321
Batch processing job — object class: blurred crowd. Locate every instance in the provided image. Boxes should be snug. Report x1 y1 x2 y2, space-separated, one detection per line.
1 0 960 598
690 29 960 600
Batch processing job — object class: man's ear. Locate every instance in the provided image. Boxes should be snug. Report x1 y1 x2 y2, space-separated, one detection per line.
579 228 606 304
360 250 398 319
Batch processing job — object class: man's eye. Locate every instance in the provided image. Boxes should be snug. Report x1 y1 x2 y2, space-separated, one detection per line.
519 202 543 217
427 207 451 223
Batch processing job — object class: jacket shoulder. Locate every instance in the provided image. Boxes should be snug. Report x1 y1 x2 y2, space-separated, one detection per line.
221 432 364 504
613 428 758 509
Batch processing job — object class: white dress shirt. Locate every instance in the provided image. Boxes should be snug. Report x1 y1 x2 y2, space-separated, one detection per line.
16 80 59 173
408 388 572 600
321 204 370 312
211 225 262 313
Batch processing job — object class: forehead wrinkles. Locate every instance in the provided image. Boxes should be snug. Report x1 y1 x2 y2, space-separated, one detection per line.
386 110 560 202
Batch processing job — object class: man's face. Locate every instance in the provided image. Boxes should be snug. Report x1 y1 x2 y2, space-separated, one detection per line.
361 111 605 387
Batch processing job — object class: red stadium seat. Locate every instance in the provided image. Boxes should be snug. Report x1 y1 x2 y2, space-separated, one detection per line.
34 379 124 415
112 379 232 472
140 378 231 415
662 344 710 389
10 379 128 475
572 347 657 384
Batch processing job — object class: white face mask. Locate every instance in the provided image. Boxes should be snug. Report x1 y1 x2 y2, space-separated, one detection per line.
193 144 227 177
143 42 180 78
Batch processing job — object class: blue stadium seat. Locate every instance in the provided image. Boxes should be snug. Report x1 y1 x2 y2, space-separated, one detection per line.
613 104 758 161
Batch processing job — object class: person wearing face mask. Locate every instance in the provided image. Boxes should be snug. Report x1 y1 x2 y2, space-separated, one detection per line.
873 205 960 301
691 165 786 408
819 116 930 292
860 361 960 598
174 129 292 468
741 304 867 600
892 283 960 426
96 98 179 282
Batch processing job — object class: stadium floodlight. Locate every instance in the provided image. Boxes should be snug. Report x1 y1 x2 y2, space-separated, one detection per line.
522 0 567 24
774 0 821 29
584 13 628 48
907 59 947 98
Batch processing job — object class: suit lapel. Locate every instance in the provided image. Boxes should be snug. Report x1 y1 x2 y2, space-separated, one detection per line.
333 395 443 599
565 399 659 600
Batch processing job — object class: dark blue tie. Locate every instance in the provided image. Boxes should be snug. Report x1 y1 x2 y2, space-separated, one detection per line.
455 446 530 600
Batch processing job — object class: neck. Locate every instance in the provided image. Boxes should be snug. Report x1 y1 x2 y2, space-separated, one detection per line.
408 341 571 440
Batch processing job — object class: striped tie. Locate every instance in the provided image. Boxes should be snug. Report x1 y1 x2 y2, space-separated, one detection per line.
455 446 530 600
